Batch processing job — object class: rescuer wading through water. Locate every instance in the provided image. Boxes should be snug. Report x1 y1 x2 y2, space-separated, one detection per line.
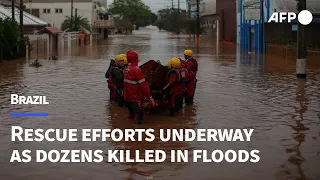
181 49 198 105
105 49 198 123
163 58 188 116
106 55 128 107
123 50 155 124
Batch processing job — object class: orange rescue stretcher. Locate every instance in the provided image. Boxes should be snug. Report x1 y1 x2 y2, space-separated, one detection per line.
139 60 168 113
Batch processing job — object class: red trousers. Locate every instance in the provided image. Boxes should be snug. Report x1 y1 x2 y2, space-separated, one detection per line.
185 79 197 105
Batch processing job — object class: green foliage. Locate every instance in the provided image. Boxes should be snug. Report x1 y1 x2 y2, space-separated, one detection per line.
61 15 91 32
151 13 158 25
187 18 205 34
108 0 153 31
113 16 134 33
30 59 42 67
155 8 204 34
154 8 191 34
0 17 27 60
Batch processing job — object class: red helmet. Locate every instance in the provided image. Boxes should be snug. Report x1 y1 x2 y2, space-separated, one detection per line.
126 50 139 64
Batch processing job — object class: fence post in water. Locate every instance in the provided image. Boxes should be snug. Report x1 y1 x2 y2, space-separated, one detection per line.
68 33 72 51
49 35 52 58
26 44 29 59
196 0 200 45
37 37 39 60
61 33 64 52
296 0 307 78
90 33 93 46
216 20 219 55
46 36 49 58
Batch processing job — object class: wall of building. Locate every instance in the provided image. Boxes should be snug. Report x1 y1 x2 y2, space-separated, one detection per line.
200 0 216 16
217 0 237 41
201 14 219 40
237 0 320 54
264 23 320 48
237 0 271 53
24 2 97 29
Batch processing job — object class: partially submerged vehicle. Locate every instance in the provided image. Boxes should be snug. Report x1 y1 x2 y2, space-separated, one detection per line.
139 60 168 113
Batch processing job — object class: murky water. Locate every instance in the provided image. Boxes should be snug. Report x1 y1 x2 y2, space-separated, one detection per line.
0 26 319 180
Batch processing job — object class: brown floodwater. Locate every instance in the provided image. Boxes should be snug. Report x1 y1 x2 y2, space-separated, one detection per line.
0 26 319 180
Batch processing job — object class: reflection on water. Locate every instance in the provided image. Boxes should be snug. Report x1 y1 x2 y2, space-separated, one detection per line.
0 26 319 180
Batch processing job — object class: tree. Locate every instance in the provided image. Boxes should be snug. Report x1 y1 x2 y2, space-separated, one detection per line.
151 13 158 25
0 17 27 60
113 15 134 34
61 15 91 31
155 8 189 34
108 0 153 30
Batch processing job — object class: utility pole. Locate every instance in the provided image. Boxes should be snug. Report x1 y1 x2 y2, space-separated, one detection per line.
19 0 23 39
70 0 74 31
196 0 200 45
296 0 307 78
75 8 77 30
12 0 15 21
172 0 173 10
177 0 180 34
188 0 191 39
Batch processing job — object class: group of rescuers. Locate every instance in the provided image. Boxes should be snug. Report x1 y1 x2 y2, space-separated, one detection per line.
105 49 198 124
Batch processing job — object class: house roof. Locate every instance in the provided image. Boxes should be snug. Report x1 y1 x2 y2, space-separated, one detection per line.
80 26 91 34
37 26 62 34
0 5 48 26
0 0 20 7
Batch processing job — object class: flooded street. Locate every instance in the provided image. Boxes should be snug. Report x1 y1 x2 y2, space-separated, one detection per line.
0 26 320 180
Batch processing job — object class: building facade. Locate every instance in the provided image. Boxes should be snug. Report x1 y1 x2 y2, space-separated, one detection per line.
216 0 237 41
186 0 237 42
200 0 219 39
237 0 320 54
23 0 106 30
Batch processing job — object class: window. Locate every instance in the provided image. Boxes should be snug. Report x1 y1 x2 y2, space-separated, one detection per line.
55 8 63 13
43 9 51 14
25 9 39 17
32 9 40 17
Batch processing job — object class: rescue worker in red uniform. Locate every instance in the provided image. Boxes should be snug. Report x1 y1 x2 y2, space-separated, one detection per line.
182 49 198 105
107 55 126 107
123 50 155 124
163 58 187 116
177 57 188 108
120 54 128 67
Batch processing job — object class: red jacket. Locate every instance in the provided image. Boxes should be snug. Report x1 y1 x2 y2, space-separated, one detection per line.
165 68 186 94
186 57 198 80
179 58 187 69
124 50 151 102
179 58 190 81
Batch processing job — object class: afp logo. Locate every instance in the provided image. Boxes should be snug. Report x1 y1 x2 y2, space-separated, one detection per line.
267 10 313 25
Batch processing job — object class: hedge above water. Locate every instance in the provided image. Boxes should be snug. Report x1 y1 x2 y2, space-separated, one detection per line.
0 17 28 60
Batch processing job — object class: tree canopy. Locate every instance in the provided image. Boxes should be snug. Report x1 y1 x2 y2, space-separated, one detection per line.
0 17 27 60
154 8 204 34
154 8 189 34
108 0 154 31
61 15 91 32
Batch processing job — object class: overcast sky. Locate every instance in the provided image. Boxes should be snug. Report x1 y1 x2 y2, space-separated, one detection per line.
106 0 187 13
